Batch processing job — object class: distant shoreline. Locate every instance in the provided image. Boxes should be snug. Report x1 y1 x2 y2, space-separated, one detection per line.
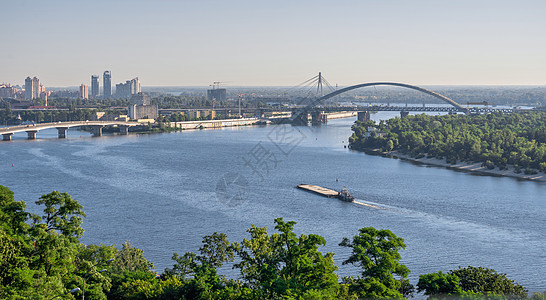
357 148 546 182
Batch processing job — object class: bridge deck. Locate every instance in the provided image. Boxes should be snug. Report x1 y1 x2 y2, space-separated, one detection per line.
0 121 140 135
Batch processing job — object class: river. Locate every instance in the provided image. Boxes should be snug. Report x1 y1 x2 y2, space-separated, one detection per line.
1 113 544 293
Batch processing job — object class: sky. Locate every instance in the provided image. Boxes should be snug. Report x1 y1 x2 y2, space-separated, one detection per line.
2 0 546 87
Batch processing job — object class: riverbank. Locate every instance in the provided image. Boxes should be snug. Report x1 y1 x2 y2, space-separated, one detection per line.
358 148 546 182
165 111 357 131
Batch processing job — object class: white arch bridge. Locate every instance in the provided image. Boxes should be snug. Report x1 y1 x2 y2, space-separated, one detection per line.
307 82 465 110
0 121 141 141
290 81 468 124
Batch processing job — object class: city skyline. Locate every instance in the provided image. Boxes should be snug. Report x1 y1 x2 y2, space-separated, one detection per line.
2 0 546 87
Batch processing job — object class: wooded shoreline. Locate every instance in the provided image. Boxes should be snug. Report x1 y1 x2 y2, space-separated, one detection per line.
357 147 546 182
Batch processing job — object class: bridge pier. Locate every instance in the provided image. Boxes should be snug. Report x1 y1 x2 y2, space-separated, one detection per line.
26 130 38 140
357 111 370 122
292 112 309 126
56 127 68 138
119 125 129 135
2 133 13 141
311 111 327 125
91 125 103 137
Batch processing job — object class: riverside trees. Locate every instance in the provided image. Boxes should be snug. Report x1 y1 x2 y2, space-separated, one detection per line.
339 227 412 298
0 186 154 299
1 185 537 299
349 112 546 173
417 266 528 298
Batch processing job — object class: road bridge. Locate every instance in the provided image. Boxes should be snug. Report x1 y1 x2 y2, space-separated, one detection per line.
288 81 511 124
283 105 516 125
0 121 141 141
303 105 514 113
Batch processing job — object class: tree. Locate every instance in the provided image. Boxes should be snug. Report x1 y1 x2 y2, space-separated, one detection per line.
450 266 528 298
33 191 86 240
106 241 157 300
417 270 463 296
234 218 339 298
198 232 235 269
162 233 238 299
530 291 546 300
418 266 528 299
386 139 394 152
339 227 412 298
0 228 33 298
0 185 29 235
73 244 117 299
0 187 86 299
349 112 546 174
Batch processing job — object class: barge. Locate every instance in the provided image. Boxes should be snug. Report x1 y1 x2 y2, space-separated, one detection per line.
297 184 355 202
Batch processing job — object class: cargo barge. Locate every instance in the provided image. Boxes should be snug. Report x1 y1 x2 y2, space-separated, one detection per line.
297 184 355 202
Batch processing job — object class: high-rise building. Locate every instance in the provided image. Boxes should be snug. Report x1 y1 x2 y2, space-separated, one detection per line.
115 77 141 99
0 84 17 98
24 76 40 99
128 92 157 120
24 77 33 99
80 84 89 99
128 103 158 120
32 77 40 99
207 88 227 102
130 92 150 105
103 71 111 98
91 75 100 98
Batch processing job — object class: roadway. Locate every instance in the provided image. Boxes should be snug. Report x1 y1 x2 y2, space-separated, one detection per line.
1 121 141 141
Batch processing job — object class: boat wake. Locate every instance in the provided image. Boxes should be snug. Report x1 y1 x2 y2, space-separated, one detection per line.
352 199 385 210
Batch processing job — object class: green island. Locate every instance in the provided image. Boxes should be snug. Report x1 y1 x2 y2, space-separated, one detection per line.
1 186 544 299
349 112 546 177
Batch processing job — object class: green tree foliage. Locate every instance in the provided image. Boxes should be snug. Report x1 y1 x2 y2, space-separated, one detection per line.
0 186 84 299
0 186 119 299
530 291 546 300
0 185 28 235
197 232 235 269
121 232 237 300
33 191 86 240
349 112 546 172
339 227 412 298
418 266 528 299
450 266 528 297
73 244 117 300
417 271 463 296
234 218 339 298
121 218 340 299
106 241 157 300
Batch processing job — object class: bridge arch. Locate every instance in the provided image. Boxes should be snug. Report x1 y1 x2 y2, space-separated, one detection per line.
305 82 464 111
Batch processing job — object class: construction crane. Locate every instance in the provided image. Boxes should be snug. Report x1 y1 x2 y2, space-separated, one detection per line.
237 94 245 118
210 81 224 90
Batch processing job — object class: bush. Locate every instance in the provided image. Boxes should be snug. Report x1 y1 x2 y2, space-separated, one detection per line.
418 267 528 299
482 160 495 170
524 168 538 175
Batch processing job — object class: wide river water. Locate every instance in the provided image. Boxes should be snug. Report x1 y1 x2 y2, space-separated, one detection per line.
1 113 545 293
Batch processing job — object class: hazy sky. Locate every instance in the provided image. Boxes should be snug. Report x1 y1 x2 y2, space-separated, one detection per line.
2 0 545 87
